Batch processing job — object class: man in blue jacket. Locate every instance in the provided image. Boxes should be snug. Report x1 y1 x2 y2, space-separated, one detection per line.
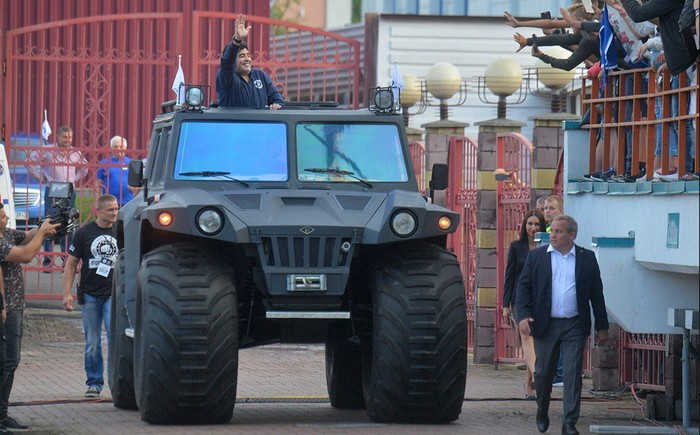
516 215 609 435
216 14 284 109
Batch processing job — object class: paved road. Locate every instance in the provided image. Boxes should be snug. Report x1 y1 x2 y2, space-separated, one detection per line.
7 308 690 434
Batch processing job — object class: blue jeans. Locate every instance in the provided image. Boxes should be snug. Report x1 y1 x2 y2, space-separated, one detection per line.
43 187 77 258
81 294 111 390
654 74 696 172
0 310 23 420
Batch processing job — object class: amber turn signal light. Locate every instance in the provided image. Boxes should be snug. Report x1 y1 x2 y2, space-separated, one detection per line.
437 216 452 230
158 211 174 227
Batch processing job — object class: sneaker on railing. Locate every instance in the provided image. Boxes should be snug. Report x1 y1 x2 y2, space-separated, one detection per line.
657 172 679 182
618 169 646 183
583 167 616 182
0 416 28 431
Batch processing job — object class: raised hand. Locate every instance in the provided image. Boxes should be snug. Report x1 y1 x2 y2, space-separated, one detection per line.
504 11 520 27
514 32 528 52
234 14 252 41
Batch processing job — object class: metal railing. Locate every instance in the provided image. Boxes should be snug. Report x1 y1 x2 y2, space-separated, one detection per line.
581 67 698 178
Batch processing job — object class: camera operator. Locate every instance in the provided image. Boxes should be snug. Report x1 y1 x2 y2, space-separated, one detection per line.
0 203 59 432
62 194 119 398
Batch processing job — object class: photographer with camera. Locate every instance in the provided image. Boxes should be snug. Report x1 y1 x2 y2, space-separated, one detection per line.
62 194 119 398
0 203 59 432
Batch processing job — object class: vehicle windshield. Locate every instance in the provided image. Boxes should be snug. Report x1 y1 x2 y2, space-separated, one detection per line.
173 121 288 181
296 123 408 183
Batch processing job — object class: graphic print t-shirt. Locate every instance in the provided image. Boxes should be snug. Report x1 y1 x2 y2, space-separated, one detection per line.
68 222 118 299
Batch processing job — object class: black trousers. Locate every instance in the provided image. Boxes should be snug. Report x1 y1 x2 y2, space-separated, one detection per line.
533 317 585 425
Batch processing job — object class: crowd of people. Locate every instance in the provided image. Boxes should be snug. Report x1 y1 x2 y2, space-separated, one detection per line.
506 0 698 182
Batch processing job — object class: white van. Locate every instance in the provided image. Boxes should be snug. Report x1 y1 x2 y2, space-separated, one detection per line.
0 143 17 229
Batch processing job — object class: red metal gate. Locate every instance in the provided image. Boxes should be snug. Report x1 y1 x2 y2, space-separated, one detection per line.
619 332 666 392
445 135 478 351
4 12 361 300
408 140 426 194
495 133 532 364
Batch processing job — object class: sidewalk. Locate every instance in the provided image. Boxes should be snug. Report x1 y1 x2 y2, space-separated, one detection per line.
8 308 695 434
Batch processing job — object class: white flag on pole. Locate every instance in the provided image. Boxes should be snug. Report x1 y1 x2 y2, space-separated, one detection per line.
42 109 52 142
171 55 185 105
391 62 405 104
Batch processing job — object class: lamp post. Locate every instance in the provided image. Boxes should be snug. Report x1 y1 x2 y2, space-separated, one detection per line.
480 58 525 119
400 72 425 127
425 63 465 120
528 46 577 113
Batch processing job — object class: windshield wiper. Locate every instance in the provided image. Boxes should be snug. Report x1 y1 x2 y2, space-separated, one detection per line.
179 171 249 187
304 168 373 188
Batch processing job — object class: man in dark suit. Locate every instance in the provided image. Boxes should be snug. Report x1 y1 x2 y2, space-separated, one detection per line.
516 215 609 435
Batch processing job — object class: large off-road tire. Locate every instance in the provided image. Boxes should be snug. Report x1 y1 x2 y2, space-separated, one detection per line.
361 244 467 423
325 339 365 409
133 243 238 424
109 250 137 410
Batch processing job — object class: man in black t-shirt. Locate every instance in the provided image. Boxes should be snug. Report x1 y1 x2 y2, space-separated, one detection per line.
62 194 119 398
0 203 58 432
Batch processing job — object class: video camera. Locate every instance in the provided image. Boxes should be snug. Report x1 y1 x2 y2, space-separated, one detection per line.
42 181 80 242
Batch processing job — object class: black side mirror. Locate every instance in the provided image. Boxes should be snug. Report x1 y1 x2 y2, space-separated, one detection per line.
128 159 144 187
428 163 449 204
429 163 448 191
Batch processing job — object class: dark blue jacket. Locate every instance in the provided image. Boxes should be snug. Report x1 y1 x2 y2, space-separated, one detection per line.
503 239 530 311
515 244 609 338
216 41 285 108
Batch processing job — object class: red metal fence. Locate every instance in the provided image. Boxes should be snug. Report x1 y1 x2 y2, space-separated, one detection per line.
619 331 666 392
494 132 533 365
445 135 478 351
408 140 426 194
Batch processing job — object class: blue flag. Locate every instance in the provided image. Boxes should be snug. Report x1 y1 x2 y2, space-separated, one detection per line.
391 62 405 104
599 5 617 84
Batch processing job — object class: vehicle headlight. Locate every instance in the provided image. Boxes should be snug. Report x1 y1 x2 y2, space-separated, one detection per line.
196 208 223 235
391 210 417 237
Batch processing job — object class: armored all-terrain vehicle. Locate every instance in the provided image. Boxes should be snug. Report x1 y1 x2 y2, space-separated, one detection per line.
109 87 468 425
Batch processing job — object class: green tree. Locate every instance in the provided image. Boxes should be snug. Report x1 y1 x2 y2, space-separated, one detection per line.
352 0 362 23
270 0 301 35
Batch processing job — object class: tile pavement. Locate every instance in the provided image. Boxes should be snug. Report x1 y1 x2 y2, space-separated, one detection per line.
3 308 693 434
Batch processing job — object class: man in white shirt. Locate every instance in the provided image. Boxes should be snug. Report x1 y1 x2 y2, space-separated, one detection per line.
28 125 88 266
516 215 609 435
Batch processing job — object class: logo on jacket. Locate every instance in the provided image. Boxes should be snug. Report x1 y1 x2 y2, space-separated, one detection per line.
254 79 263 89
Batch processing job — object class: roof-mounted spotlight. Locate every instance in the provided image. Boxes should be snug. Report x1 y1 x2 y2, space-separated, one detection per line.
185 85 205 110
369 87 397 114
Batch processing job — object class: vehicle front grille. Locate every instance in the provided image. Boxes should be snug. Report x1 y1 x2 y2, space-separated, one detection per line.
259 236 354 268
13 190 40 207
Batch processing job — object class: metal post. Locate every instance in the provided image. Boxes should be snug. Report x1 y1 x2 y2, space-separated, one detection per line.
497 96 506 119
682 328 690 429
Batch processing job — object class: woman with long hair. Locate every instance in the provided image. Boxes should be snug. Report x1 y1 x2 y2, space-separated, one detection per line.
502 210 546 399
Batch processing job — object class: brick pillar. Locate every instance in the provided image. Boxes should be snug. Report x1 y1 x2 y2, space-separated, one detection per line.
421 119 468 205
472 118 524 364
405 126 424 143
592 324 620 390
530 113 579 207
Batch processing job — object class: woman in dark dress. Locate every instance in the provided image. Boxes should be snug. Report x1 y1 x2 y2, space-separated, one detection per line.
502 210 545 399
